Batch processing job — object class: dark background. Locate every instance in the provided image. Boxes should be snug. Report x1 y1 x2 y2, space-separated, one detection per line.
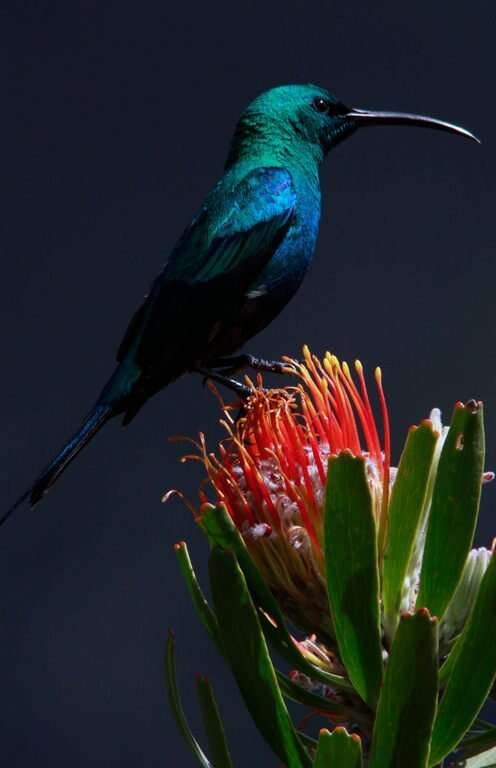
1 1 495 765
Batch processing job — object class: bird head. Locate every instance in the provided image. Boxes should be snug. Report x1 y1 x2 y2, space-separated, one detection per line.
227 84 479 167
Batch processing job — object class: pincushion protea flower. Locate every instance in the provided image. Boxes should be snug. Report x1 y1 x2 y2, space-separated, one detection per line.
204 348 388 532
167 348 496 768
184 347 391 640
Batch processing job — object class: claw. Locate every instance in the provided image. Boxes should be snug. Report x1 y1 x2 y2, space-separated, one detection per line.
195 368 253 399
206 353 290 376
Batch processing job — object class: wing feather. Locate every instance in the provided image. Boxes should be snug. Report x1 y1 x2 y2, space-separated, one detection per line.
117 167 296 367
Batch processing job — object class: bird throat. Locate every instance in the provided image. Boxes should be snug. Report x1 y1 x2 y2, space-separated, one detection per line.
225 111 323 182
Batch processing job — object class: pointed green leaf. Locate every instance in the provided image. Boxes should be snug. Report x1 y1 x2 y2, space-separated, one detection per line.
276 671 371 730
174 538 360 759
441 547 492 647
201 505 353 693
417 401 484 619
201 505 288 639
165 631 212 768
439 637 460 688
369 609 439 768
325 452 383 707
430 547 496 766
259 604 353 693
195 675 234 768
174 541 222 650
383 422 438 638
313 727 363 768
297 731 318 750
209 547 311 768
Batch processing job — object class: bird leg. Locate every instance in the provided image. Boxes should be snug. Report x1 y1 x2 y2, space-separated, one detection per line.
195 367 253 398
207 353 287 376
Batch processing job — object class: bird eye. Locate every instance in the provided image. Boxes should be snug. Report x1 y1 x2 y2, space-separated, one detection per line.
312 97 330 114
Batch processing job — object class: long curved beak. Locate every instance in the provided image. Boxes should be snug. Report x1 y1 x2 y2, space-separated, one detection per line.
346 107 480 144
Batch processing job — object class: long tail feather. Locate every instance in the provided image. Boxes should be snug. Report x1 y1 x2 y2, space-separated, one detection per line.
2 403 113 527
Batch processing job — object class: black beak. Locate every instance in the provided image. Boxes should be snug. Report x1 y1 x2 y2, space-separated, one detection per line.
346 107 480 144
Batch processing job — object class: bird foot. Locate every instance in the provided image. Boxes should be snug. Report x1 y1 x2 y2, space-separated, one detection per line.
206 353 287 377
195 367 253 399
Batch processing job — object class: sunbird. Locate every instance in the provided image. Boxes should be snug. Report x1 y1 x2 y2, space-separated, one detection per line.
4 83 478 525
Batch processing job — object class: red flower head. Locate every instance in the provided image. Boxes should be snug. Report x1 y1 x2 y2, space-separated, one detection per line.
180 347 391 638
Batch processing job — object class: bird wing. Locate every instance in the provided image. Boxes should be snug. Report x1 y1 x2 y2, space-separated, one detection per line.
116 167 296 368
165 166 296 282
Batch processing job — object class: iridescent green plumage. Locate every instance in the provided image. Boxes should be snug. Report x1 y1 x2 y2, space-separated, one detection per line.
3 83 478 522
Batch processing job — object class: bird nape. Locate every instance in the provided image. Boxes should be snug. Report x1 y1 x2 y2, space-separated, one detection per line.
3 83 480 527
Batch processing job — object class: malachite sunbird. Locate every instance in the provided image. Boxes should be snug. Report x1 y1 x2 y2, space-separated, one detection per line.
4 83 479 525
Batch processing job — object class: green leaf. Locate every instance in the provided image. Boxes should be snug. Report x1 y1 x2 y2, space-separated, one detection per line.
276 671 371 730
195 675 234 768
165 631 212 768
209 547 311 768
369 609 439 768
201 505 353 693
259 606 353 693
430 547 496 765
439 637 460 688
383 422 438 639
200 505 287 638
298 731 318 750
313 727 363 767
324 452 383 707
417 401 484 619
175 537 350 704
174 541 222 650
441 547 492 648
